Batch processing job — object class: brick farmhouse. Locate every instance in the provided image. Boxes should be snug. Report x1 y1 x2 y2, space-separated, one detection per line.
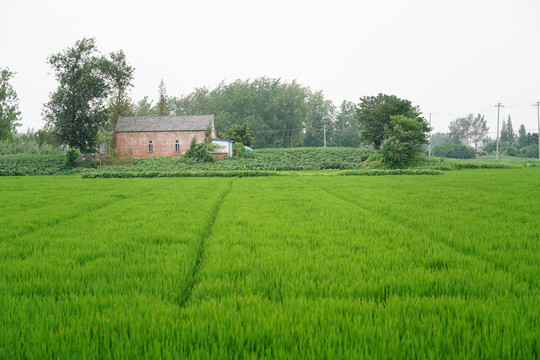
115 115 230 158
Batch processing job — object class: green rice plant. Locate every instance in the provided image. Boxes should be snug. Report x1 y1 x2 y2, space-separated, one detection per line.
0 168 538 358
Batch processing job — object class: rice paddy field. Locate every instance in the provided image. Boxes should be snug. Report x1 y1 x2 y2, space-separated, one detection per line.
1 168 539 359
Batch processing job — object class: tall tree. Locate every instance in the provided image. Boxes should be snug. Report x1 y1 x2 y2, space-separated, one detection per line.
167 87 210 116
470 114 489 151
355 93 424 149
0 67 21 140
449 114 488 151
227 123 254 147
132 96 155 116
104 50 135 132
499 116 514 144
449 114 474 146
330 100 360 148
157 79 168 116
518 124 527 148
43 38 111 151
380 115 430 167
506 115 515 144
303 90 336 147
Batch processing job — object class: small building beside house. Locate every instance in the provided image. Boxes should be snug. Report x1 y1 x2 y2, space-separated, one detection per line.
115 115 230 158
210 138 233 158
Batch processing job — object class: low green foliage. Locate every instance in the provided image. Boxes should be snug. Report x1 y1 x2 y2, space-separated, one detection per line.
232 141 247 157
81 147 375 176
337 169 444 176
418 156 521 170
380 115 430 168
0 139 63 155
504 146 519 157
82 169 278 178
227 123 254 147
184 136 214 162
0 154 66 175
432 143 476 159
0 154 99 176
64 148 82 168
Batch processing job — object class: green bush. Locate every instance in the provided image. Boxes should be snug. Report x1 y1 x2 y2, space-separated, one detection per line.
82 170 278 178
338 169 444 176
432 143 476 159
184 137 214 163
519 145 539 158
233 142 247 158
65 148 82 168
503 146 519 157
380 115 429 168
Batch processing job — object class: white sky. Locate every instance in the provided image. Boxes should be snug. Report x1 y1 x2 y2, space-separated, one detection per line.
1 0 539 135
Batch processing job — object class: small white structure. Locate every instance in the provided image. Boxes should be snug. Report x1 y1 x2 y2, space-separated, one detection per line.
211 138 233 158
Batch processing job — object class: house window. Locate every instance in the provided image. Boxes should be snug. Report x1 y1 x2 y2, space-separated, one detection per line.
175 139 180 152
148 140 153 153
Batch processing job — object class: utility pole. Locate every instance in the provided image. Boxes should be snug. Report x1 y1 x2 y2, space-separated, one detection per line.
495 103 504 160
428 113 432 157
534 102 540 160
323 125 327 147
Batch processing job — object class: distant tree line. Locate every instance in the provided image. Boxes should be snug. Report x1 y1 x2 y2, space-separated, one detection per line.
2 36 538 162
430 113 538 159
484 116 539 158
132 78 360 149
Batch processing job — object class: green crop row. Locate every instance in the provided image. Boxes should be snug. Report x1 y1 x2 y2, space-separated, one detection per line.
337 169 444 176
81 168 443 179
0 154 99 176
0 154 66 175
99 147 375 172
417 157 521 170
81 169 279 178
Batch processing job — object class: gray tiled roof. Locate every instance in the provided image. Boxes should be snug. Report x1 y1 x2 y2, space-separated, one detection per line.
116 115 214 132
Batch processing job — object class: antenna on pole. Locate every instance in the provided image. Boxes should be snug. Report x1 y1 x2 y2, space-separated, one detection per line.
495 103 504 160
534 101 540 160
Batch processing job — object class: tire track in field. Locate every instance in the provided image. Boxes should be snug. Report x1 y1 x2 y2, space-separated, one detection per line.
1 182 164 244
298 178 540 293
178 178 234 307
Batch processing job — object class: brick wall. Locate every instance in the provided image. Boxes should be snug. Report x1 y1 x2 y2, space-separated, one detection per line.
116 131 206 158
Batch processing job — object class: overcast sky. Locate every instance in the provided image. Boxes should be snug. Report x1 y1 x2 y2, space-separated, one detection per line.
2 0 539 135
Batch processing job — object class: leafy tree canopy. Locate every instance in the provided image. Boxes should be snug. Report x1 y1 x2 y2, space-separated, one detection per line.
43 38 134 151
448 113 488 151
0 67 22 140
499 115 515 145
227 123 254 147
356 93 424 149
380 115 430 167
137 77 341 148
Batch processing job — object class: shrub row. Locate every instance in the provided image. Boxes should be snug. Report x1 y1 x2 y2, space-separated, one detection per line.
417 157 520 170
337 169 444 176
0 154 99 176
81 170 279 178
123 147 375 171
